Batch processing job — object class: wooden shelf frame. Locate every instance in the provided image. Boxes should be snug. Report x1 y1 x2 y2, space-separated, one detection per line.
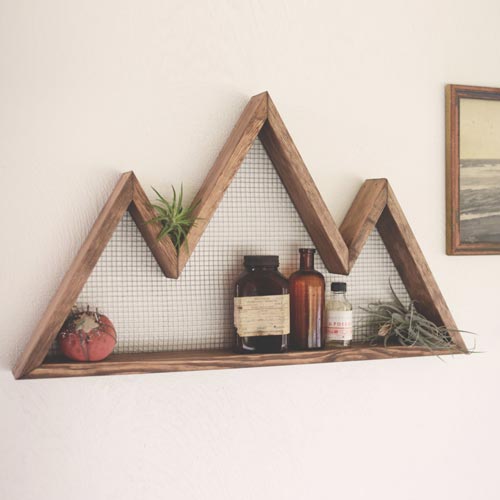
27 345 462 379
14 92 466 379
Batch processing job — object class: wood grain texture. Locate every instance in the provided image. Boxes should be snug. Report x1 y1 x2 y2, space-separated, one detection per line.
377 184 467 351
25 345 462 379
14 91 467 379
340 179 388 271
445 84 458 254
13 173 135 379
128 174 178 278
259 96 349 274
446 84 500 255
177 92 269 274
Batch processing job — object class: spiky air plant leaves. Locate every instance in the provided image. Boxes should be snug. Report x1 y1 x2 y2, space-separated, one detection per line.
147 184 200 253
362 285 473 353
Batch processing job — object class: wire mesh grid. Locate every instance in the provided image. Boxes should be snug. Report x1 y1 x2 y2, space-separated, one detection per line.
49 139 409 356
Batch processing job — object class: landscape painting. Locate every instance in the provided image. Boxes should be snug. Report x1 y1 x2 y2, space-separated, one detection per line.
459 98 500 244
446 84 500 254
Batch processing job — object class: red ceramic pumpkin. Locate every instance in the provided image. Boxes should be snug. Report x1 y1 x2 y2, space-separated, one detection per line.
58 307 116 362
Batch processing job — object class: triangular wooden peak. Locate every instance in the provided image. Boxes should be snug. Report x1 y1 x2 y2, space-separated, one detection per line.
14 92 466 379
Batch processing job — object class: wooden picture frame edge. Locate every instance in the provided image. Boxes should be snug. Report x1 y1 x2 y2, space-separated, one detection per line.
446 83 500 255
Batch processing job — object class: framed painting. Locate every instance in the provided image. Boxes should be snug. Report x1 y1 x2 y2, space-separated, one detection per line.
446 84 500 254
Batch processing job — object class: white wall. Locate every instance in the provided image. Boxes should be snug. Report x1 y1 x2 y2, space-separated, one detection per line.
1 1 499 499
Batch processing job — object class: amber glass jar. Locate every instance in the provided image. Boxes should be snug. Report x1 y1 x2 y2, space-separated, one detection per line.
234 255 289 354
289 248 325 350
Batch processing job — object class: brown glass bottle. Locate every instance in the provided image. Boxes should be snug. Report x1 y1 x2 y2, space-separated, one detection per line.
234 256 289 354
289 248 325 350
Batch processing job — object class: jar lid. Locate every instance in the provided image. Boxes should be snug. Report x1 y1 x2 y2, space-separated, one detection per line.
244 255 279 267
331 282 347 292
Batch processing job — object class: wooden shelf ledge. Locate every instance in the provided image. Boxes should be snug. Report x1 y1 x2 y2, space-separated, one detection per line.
25 345 464 379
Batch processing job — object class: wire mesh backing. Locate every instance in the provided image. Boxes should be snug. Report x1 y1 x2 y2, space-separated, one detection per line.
51 139 409 355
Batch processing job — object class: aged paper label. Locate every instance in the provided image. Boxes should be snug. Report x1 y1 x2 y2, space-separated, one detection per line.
234 295 290 337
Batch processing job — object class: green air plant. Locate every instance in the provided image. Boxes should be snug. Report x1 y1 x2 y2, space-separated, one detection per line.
362 286 470 353
147 185 200 253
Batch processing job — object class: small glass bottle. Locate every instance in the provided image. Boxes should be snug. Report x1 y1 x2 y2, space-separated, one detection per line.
289 248 325 350
234 255 289 354
325 282 353 347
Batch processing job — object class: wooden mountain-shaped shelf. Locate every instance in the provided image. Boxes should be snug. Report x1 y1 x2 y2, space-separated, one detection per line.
14 92 466 379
